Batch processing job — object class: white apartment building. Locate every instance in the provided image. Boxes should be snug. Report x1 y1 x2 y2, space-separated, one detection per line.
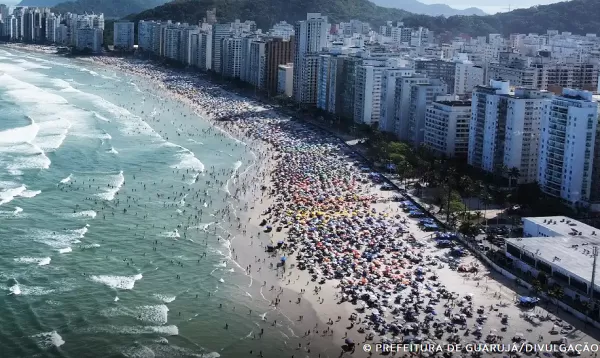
198 29 212 71
113 21 134 50
212 23 232 73
415 57 484 96
75 26 102 53
503 88 552 183
270 21 294 40
181 26 200 65
164 25 182 61
297 54 320 105
407 80 449 146
137 20 156 50
424 101 472 158
278 63 293 97
538 89 599 206
354 62 385 125
316 54 344 114
293 13 328 104
469 80 553 183
222 36 242 78
248 39 266 88
394 73 430 141
468 80 512 172
379 67 415 134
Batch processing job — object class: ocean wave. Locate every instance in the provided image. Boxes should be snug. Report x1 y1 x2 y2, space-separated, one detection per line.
32 225 89 248
14 257 51 266
6 281 55 296
0 184 41 206
89 273 143 290
67 210 97 218
87 325 178 336
152 293 176 303
58 247 72 254
31 331 65 349
170 151 205 172
107 147 119 154
96 171 124 201
161 229 180 239
59 174 72 184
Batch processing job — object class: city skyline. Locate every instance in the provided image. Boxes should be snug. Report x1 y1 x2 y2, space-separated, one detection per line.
1 0 569 14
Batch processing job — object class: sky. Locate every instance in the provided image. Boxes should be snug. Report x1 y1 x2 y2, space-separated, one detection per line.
0 0 568 14
418 0 565 14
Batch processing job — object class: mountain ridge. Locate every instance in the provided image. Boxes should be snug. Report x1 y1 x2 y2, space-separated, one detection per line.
51 0 169 18
369 0 487 16
127 0 600 37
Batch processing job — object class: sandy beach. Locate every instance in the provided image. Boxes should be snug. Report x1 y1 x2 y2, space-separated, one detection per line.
90 54 600 358
8 44 599 357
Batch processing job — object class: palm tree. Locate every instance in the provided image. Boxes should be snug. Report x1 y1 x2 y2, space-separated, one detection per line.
548 286 565 313
508 167 521 189
480 190 493 228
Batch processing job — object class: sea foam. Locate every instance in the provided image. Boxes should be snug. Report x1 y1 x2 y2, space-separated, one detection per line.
90 273 143 290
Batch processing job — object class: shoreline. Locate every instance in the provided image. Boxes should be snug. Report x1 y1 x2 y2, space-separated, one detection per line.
4 44 600 357
79 54 600 357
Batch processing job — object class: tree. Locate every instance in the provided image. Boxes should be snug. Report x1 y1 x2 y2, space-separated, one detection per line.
459 221 479 237
508 167 521 189
480 190 493 228
548 285 565 312
531 279 543 296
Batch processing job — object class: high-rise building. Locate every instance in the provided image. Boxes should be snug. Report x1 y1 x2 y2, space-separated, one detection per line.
212 23 231 73
248 39 266 88
468 80 512 173
293 13 328 104
354 61 386 125
198 29 212 70
414 57 484 97
538 89 599 206
316 53 345 114
264 37 293 96
502 88 552 184
469 80 553 183
113 21 134 50
407 80 449 146
379 67 415 134
222 36 242 78
339 56 362 121
76 26 103 53
424 101 472 158
394 73 430 141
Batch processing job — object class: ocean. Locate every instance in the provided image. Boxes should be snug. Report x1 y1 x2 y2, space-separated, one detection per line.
0 47 304 358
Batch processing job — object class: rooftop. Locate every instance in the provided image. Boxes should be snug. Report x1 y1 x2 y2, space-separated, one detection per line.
506 235 600 284
434 100 471 107
524 216 599 238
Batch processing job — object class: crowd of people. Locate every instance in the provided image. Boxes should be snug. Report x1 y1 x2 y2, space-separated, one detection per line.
92 56 591 357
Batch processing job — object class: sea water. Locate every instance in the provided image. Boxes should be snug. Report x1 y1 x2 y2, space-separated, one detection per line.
0 47 303 357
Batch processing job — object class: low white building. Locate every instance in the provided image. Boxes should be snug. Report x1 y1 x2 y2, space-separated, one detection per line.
278 63 293 97
506 216 600 298
113 21 134 50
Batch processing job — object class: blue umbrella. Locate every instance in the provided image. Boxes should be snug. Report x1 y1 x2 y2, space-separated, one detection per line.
280 256 286 262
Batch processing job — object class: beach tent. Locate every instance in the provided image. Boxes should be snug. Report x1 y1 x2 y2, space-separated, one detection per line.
518 296 539 307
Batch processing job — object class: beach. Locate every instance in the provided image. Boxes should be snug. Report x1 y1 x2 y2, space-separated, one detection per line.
88 53 600 357
1 43 599 357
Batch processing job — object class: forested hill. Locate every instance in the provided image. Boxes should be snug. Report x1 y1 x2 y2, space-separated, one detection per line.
128 0 600 37
52 0 169 19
